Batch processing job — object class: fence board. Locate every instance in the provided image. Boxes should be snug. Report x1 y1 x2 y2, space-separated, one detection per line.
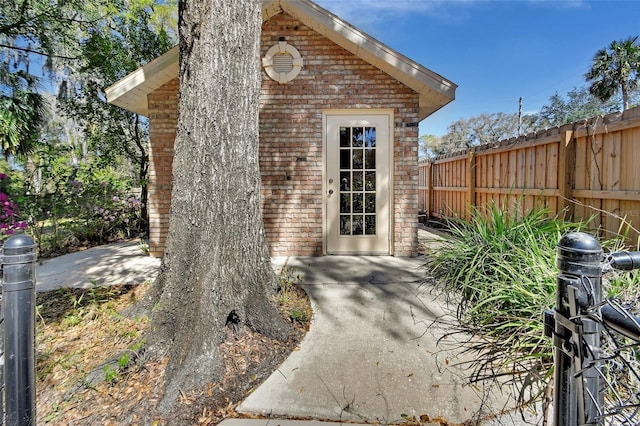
418 106 640 243
489 153 495 189
508 149 517 188
535 144 546 189
606 131 622 237
547 142 559 214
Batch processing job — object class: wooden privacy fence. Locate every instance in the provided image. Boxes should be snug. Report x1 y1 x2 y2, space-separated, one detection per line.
418 106 640 242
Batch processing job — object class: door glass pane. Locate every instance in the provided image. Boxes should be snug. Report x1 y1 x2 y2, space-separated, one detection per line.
340 194 351 214
353 194 363 213
365 215 376 235
353 215 363 235
365 127 376 147
365 193 376 213
353 171 363 191
337 125 377 237
340 127 350 147
352 127 363 147
353 150 363 169
340 215 351 235
365 148 375 169
340 149 350 169
340 171 350 191
365 171 375 191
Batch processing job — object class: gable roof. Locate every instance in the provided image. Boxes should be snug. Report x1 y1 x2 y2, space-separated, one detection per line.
105 0 457 120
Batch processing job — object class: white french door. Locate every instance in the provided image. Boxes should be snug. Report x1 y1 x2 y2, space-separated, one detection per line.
325 112 391 254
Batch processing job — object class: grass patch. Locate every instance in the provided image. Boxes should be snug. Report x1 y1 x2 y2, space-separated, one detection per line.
276 267 313 328
35 283 156 423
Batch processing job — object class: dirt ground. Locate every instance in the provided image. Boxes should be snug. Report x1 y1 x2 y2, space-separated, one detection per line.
34 281 310 425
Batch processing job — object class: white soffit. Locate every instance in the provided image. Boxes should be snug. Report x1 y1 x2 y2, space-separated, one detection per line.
105 46 179 116
106 0 456 120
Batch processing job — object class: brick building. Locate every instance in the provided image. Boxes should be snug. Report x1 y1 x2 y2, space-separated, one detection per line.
106 0 456 257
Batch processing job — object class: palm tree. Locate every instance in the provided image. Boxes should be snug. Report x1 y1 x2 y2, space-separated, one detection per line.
585 36 640 111
0 70 47 159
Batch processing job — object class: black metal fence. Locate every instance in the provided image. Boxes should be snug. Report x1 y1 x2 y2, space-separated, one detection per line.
546 232 640 425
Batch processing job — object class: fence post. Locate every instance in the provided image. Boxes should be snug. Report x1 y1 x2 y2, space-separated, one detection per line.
555 232 603 426
1 234 37 426
467 150 476 218
557 126 575 220
426 162 432 219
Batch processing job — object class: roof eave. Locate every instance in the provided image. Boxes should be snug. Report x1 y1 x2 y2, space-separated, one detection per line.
105 46 179 116
419 94 455 121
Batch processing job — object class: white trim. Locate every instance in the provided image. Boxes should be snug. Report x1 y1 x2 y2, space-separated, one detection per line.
262 41 303 83
322 112 327 255
105 46 179 116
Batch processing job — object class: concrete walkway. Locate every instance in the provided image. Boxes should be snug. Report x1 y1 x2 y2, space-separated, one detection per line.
35 241 161 292
238 255 524 425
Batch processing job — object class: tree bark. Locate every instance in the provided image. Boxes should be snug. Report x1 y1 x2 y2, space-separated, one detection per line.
146 0 289 411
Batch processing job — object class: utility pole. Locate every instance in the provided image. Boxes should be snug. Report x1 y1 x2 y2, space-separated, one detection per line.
518 96 523 136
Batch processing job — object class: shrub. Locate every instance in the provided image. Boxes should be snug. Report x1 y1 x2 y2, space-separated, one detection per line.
70 165 143 243
0 172 28 242
426 202 588 405
16 156 144 256
426 201 640 411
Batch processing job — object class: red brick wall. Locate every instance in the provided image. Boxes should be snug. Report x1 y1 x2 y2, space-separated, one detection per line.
146 12 420 257
147 78 178 257
260 13 419 256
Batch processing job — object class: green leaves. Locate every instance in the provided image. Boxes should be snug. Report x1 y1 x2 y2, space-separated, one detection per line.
535 86 621 130
585 36 640 110
430 202 572 316
0 66 48 159
0 84 47 158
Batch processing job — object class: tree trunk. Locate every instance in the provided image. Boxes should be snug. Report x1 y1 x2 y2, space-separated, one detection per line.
146 0 289 411
621 83 629 111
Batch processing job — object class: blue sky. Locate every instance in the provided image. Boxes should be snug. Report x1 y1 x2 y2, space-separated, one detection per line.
313 0 640 137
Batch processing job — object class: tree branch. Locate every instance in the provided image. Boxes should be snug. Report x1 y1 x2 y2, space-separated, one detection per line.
0 43 79 60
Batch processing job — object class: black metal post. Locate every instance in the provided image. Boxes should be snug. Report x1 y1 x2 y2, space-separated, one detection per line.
1 234 37 426
555 232 603 426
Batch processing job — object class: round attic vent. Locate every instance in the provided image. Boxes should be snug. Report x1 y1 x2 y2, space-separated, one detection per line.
273 52 294 74
262 41 303 84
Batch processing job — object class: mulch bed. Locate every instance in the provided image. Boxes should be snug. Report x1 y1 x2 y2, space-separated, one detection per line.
34 283 309 425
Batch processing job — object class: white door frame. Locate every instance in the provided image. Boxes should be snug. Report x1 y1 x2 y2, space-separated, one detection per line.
322 109 394 255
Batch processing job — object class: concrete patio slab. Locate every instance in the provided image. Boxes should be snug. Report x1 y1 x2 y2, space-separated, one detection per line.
32 232 540 424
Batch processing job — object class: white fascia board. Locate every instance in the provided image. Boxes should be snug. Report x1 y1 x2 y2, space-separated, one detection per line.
262 0 282 21
105 46 179 116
